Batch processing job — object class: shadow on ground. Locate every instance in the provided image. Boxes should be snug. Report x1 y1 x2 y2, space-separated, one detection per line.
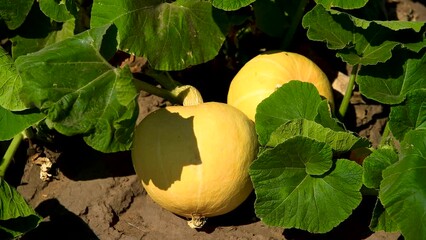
22 198 99 240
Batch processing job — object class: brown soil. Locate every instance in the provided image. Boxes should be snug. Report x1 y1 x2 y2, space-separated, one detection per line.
6 0 425 239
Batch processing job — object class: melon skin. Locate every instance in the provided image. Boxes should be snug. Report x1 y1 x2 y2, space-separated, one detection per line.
131 102 258 221
227 51 334 121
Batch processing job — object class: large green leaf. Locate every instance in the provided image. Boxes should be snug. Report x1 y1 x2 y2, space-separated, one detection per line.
389 89 426 141
211 0 254 11
0 0 33 30
91 0 227 71
379 129 426 240
15 25 138 153
11 18 75 59
0 107 45 141
250 142 363 233
0 179 42 239
327 7 425 33
314 0 368 9
362 146 398 189
255 81 325 145
303 5 426 65
267 119 369 152
0 47 27 111
302 5 353 50
357 50 426 105
39 0 76 22
335 23 399 66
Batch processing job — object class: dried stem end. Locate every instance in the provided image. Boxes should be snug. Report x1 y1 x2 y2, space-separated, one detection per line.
187 214 207 229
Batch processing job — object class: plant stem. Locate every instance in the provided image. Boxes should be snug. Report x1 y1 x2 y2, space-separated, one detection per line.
338 64 360 119
144 69 180 90
132 78 183 105
0 133 23 178
280 0 309 50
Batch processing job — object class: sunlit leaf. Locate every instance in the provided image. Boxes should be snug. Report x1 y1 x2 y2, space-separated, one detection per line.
212 0 254 11
357 50 426 104
267 119 369 152
362 146 398 189
314 0 369 9
251 153 362 233
15 25 138 152
91 0 228 70
39 0 76 22
0 48 27 111
303 5 426 65
255 81 324 145
0 179 42 238
380 130 426 240
389 89 426 140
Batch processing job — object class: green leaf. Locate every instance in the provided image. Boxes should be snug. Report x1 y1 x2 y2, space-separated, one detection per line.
212 0 254 11
302 5 353 50
379 129 426 240
369 200 399 233
267 119 369 152
330 7 425 32
0 179 42 238
255 81 324 145
314 0 368 9
250 151 363 233
15 25 138 153
11 18 76 59
303 5 426 65
265 136 334 175
0 47 27 111
314 100 344 131
403 37 426 53
0 0 33 29
357 50 426 105
39 0 76 22
362 146 398 189
335 23 399 65
0 107 45 141
91 0 227 71
389 89 426 141
373 21 425 33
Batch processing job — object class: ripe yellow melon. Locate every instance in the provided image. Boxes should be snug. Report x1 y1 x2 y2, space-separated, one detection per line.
131 102 258 228
227 51 334 121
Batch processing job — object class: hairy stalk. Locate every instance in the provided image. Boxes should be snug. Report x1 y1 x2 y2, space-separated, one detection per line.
281 0 309 50
132 78 182 105
338 64 360 119
144 69 180 90
0 133 23 178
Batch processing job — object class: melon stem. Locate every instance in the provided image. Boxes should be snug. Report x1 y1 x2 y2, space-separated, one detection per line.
132 78 182 105
133 68 204 106
187 214 207 229
338 64 360 119
0 132 24 178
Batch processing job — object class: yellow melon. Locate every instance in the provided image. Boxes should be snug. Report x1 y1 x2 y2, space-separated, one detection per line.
227 51 334 121
131 102 258 228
